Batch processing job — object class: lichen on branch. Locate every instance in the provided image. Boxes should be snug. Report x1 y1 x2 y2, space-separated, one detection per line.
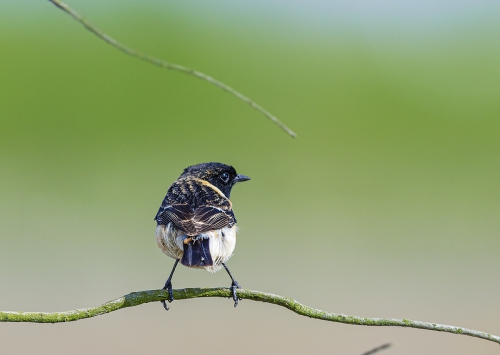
1 287 499 347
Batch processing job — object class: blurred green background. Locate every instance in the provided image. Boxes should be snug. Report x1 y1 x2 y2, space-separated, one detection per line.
1 1 499 354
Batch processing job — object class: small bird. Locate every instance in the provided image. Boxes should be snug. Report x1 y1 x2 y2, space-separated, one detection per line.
155 162 250 310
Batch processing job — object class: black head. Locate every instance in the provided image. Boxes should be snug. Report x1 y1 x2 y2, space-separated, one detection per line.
180 162 250 198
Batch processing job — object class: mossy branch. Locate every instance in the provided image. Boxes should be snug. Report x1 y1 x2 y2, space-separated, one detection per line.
47 0 296 138
1 287 499 346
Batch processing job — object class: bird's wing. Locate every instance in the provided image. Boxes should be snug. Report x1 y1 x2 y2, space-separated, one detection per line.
155 204 196 235
191 206 235 234
156 204 235 236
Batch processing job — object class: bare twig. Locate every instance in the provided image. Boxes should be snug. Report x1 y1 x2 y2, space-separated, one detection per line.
1 288 499 347
360 343 391 355
47 0 296 138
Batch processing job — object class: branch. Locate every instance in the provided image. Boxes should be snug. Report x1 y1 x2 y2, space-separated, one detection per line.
360 343 391 355
1 288 499 347
47 0 296 138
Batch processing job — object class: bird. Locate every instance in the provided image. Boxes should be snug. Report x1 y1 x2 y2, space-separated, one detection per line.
154 162 250 310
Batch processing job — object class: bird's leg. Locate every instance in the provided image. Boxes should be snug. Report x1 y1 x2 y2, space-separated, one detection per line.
161 259 179 311
222 263 241 307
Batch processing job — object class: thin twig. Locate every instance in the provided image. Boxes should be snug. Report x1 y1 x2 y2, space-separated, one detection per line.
1 288 499 347
360 343 391 355
47 0 296 138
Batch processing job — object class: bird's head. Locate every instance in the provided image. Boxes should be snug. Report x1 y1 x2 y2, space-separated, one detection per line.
181 162 250 198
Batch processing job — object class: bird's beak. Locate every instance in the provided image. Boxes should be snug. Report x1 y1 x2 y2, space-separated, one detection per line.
234 174 250 183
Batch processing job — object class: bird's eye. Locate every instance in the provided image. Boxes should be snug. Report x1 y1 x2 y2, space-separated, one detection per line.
220 172 229 183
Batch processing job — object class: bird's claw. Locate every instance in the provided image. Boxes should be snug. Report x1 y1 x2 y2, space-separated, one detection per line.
229 281 242 307
161 281 174 311
161 299 169 311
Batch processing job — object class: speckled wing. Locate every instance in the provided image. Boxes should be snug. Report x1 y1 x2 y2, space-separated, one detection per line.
155 204 235 236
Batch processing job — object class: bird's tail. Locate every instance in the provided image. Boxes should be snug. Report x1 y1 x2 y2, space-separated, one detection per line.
181 238 214 267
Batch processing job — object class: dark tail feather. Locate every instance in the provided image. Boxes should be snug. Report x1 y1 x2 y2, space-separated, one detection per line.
181 238 213 267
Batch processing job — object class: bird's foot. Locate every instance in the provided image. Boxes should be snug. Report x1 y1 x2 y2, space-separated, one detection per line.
161 280 174 311
229 280 242 307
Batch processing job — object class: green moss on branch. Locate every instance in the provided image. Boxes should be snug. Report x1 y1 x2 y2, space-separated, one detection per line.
1 287 499 347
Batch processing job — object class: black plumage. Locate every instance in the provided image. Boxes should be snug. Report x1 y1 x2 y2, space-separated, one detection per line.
154 162 250 310
156 204 235 237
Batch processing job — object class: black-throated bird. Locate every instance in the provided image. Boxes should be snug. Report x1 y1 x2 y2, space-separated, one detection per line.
155 162 250 310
